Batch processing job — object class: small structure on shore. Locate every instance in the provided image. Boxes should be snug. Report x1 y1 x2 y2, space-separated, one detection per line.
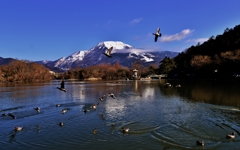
131 69 140 80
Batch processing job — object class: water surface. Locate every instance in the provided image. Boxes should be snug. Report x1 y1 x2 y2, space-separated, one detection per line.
1 79 240 149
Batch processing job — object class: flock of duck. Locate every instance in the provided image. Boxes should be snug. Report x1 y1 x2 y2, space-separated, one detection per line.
164 82 237 148
3 78 237 147
1 80 130 139
56 80 129 134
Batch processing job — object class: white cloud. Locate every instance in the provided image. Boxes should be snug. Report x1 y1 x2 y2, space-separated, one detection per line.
129 18 143 26
113 48 154 54
160 29 194 42
186 38 208 44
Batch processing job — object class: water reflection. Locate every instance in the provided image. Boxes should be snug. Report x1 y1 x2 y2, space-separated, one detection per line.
1 80 240 149
159 79 240 107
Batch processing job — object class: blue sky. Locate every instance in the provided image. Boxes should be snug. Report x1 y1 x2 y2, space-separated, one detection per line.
0 0 239 61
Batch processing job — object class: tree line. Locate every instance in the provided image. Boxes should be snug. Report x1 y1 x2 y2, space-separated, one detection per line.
58 62 159 80
159 24 240 79
0 60 53 83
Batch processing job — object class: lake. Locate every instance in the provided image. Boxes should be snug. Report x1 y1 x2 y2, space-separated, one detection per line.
0 79 240 150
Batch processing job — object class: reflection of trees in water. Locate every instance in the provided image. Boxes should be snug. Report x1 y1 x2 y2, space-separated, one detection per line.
0 83 48 101
160 80 240 107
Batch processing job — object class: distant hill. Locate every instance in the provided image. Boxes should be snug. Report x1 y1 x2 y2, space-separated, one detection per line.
171 24 240 78
0 57 15 65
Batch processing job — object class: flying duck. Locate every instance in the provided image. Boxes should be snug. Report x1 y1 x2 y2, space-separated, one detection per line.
103 46 113 58
152 27 162 42
226 132 235 139
121 127 130 133
57 80 66 92
14 126 23 131
8 113 16 119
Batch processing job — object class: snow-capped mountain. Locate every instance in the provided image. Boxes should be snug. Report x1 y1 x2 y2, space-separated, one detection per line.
39 41 178 71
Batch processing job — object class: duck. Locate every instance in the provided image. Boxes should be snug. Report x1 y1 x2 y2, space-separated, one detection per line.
196 140 204 146
90 103 99 110
102 46 113 58
152 27 162 42
121 127 130 133
2 113 7 116
56 104 61 107
109 93 115 99
61 109 67 114
175 84 182 88
83 109 88 113
14 126 23 131
93 128 98 134
34 107 40 112
57 80 66 92
59 122 64 126
164 83 172 88
99 113 105 120
8 113 16 119
99 95 105 102
226 132 235 139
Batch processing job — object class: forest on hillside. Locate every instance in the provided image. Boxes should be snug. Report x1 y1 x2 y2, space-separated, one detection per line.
159 24 240 79
0 60 53 83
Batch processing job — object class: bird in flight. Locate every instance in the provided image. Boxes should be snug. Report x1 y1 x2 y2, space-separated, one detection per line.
57 80 66 92
152 28 162 42
102 46 113 58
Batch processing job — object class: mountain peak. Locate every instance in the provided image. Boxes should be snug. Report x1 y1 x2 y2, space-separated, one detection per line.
97 41 132 49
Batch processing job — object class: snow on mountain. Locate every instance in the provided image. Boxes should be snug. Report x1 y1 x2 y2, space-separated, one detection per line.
53 50 89 69
42 41 178 71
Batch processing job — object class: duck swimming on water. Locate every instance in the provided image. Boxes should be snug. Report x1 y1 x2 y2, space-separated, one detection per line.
226 132 235 139
59 122 64 127
61 109 67 114
109 93 115 99
121 127 130 133
14 126 23 131
34 107 40 112
196 140 204 146
99 95 105 102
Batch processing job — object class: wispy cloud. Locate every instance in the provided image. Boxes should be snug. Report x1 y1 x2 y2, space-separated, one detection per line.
113 48 154 54
186 38 208 44
129 18 143 26
160 29 194 42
